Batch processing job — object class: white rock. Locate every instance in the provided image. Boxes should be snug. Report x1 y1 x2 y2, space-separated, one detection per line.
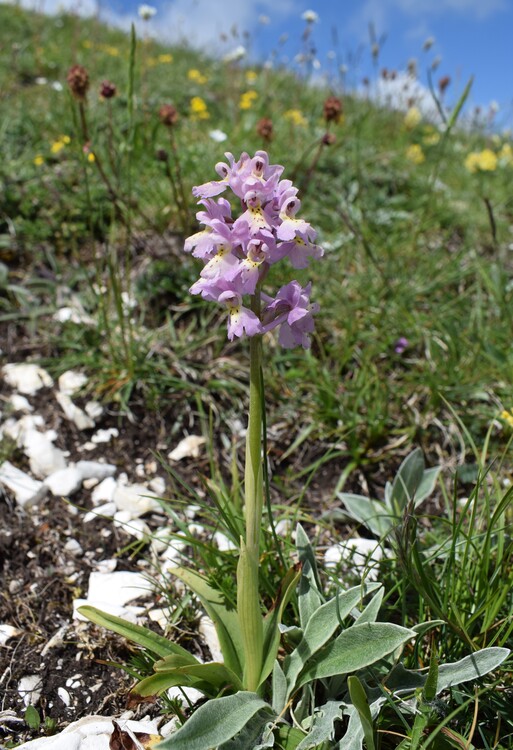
160 537 187 570
23 430 67 478
198 615 223 662
148 607 173 630
0 623 22 645
149 476 165 495
53 306 95 326
64 539 83 556
113 512 151 540
91 476 117 505
1 414 44 445
94 559 117 573
85 401 103 420
44 467 83 497
76 461 116 481
166 685 203 704
213 531 237 552
13 715 160 750
57 687 71 707
2 364 53 395
18 674 43 706
0 461 47 507
55 392 95 430
8 394 33 412
73 599 146 623
91 427 118 444
83 502 117 522
168 435 206 461
87 570 153 608
82 477 99 489
58 371 88 396
324 537 385 581
113 482 161 517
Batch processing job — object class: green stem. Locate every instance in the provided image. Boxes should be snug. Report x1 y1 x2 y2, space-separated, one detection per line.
237 295 264 691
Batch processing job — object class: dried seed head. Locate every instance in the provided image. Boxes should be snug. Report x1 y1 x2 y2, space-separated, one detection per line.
438 75 451 94
156 148 169 162
67 65 89 101
99 80 116 99
323 96 343 124
159 104 179 127
256 117 273 142
322 132 336 146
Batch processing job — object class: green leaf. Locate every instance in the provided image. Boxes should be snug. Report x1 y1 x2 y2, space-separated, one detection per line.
133 671 197 698
156 692 274 750
296 525 325 629
347 676 375 750
390 449 425 512
272 660 288 715
153 658 243 692
218 714 276 749
284 584 381 693
260 565 302 687
414 466 441 507
78 605 197 661
274 725 306 750
336 494 391 537
297 622 415 689
353 586 384 625
436 647 510 693
295 701 344 750
24 705 40 731
171 566 244 676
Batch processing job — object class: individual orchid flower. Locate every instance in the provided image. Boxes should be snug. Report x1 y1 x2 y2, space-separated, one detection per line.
262 281 319 349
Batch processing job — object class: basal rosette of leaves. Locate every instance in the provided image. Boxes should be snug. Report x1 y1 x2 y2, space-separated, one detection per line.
79 152 510 750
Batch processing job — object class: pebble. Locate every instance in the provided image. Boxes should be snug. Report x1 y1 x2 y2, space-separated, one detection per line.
55 392 95 431
83 501 117 522
17 675 43 707
75 461 116 481
91 476 117 505
91 427 118 444
324 537 385 581
2 363 53 395
23 430 67 479
57 687 71 707
13 715 161 750
198 615 223 662
64 539 83 556
57 371 88 396
0 623 23 645
8 394 33 413
168 435 206 461
112 482 161 517
44 467 83 497
0 461 48 507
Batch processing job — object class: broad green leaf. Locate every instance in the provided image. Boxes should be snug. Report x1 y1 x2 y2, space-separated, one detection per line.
296 525 324 628
414 466 441 507
171 566 244 676
153 659 243 692
284 584 381 693
436 647 510 693
218 714 275 749
386 646 510 696
274 725 306 750
390 449 425 512
78 605 197 661
336 494 391 537
272 661 288 715
297 623 416 689
353 586 384 625
347 676 375 750
335 698 386 750
260 565 302 687
133 671 196 697
156 692 274 750
295 701 344 750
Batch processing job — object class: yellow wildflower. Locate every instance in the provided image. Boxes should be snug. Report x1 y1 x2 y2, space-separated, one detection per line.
239 90 258 110
87 152 96 163
405 144 425 164
83 39 93 49
423 132 440 146
61 135 71 144
464 148 497 173
501 409 513 428
33 155 44 166
104 45 119 57
284 109 307 127
404 106 421 130
190 96 210 120
187 68 207 84
50 139 65 154
147 57 158 67
245 70 258 84
159 53 174 64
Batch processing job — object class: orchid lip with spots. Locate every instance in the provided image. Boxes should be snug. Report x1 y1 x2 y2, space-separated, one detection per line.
185 151 324 348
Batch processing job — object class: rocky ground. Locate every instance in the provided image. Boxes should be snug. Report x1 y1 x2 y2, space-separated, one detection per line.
0 354 377 748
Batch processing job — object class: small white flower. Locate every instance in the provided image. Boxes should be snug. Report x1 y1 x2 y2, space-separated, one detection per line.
258 14 270 25
223 45 247 63
138 4 157 20
52 81 63 91
209 129 228 143
301 9 319 23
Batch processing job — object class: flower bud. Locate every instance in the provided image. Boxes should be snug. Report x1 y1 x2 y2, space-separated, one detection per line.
67 64 89 101
159 104 179 127
156 148 168 162
99 80 116 99
323 96 343 124
256 117 273 142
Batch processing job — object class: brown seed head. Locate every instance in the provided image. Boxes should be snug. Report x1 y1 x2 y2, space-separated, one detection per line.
99 80 116 99
323 96 343 124
256 117 273 142
156 148 169 162
322 132 336 146
159 104 179 127
67 65 89 101
438 75 451 94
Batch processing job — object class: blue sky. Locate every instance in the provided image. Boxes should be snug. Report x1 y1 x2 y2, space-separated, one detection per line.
8 0 513 127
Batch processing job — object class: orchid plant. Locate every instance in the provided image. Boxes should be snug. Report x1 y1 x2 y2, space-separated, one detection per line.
80 151 510 749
